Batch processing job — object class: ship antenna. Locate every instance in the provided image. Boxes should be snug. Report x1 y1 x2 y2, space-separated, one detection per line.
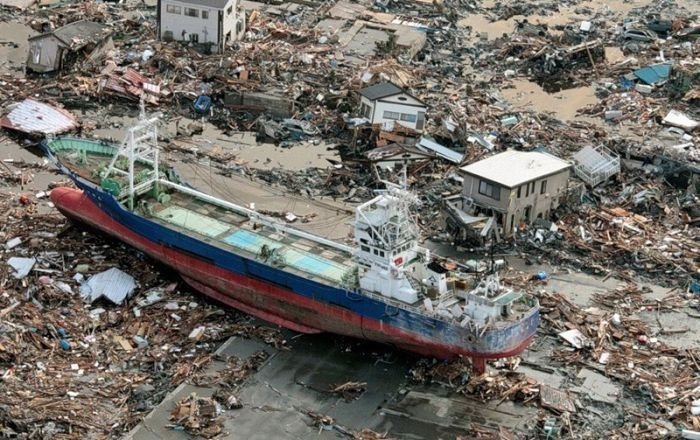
489 233 495 274
401 156 408 190
139 98 146 121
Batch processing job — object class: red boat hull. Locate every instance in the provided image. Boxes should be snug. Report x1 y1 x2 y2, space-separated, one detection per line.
50 187 534 370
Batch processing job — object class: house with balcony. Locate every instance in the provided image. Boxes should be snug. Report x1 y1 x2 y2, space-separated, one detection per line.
450 150 571 239
158 0 245 53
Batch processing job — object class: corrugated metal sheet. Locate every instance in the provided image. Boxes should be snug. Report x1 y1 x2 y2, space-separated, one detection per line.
100 69 161 104
122 68 147 86
79 267 136 304
0 98 78 135
417 136 463 164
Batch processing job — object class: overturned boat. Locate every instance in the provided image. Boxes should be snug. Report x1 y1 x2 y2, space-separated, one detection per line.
44 116 539 372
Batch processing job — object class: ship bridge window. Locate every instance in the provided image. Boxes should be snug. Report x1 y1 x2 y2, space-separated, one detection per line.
361 245 370 252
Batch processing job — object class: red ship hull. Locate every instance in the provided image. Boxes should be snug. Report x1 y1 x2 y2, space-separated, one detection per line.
51 187 535 371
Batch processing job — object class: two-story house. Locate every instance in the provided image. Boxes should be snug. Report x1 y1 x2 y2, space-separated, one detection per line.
458 150 571 237
358 82 427 132
157 0 245 53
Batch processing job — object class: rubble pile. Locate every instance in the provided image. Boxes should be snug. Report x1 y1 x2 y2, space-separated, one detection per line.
409 357 539 403
513 164 699 286
538 286 700 437
0 195 283 437
169 393 223 438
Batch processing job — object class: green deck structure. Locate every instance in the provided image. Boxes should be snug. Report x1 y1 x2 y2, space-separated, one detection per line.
155 206 231 238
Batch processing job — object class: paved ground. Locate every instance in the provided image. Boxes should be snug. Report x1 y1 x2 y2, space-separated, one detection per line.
126 330 537 439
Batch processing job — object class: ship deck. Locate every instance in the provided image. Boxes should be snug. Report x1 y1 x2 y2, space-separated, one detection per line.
146 190 358 288
146 189 535 322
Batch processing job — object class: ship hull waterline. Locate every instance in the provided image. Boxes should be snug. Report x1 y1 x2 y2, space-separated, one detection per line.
50 187 537 373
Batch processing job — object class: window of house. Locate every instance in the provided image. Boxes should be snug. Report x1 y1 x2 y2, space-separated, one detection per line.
517 186 521 198
360 103 371 118
397 96 407 101
400 113 417 122
202 10 209 19
361 245 369 252
383 111 400 120
166 4 181 14
478 180 500 200
30 43 40 64
184 7 198 17
227 5 233 14
525 183 530 197
379 251 385 257
373 249 378 255
163 30 174 40
189 33 199 42
540 180 547 194
530 181 535 194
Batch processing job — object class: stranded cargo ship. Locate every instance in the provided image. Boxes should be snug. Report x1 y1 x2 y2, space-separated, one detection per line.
44 115 539 372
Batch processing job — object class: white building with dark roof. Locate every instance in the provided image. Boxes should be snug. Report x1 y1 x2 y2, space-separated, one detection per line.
158 0 245 52
358 82 427 132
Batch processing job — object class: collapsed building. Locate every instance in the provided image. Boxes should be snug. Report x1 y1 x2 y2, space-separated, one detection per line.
26 20 113 73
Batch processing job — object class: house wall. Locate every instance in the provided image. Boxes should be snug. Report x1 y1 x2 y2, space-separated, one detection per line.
462 168 570 237
26 35 64 73
159 0 244 50
361 93 426 131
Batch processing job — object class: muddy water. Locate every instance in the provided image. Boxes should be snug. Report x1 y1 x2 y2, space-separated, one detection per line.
459 0 657 41
0 22 36 76
500 79 598 122
89 115 339 171
195 124 339 171
0 139 61 214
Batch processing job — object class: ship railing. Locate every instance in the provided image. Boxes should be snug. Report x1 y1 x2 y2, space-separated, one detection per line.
158 178 354 254
355 286 538 326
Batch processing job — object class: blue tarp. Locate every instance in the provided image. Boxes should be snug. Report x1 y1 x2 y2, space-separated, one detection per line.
633 63 672 86
193 95 212 113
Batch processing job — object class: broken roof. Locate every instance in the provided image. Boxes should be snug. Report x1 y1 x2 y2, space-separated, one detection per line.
0 99 79 135
30 20 111 49
460 150 570 188
359 82 404 100
365 143 434 161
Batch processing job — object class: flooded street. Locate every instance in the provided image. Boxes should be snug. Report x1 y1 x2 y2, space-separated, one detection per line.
500 79 598 122
0 22 35 76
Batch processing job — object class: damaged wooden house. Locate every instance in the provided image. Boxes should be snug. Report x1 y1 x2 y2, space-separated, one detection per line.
26 20 113 73
443 150 571 243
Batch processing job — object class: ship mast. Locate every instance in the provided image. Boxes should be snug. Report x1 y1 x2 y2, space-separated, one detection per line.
354 164 422 303
102 104 161 210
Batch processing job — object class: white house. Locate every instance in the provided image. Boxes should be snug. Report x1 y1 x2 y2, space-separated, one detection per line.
458 150 571 237
158 0 245 52
359 82 427 132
